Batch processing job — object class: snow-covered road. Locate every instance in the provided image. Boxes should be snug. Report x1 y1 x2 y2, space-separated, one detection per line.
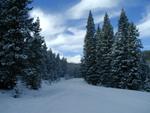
0 78 150 113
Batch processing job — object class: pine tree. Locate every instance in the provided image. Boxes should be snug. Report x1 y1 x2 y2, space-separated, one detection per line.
81 11 97 85
24 17 44 89
141 61 150 91
0 0 8 89
111 9 130 88
125 23 143 90
0 0 34 89
44 49 54 82
60 57 67 77
80 58 86 78
96 13 114 86
55 54 62 80
111 9 144 90
45 50 59 82
111 32 124 88
41 43 49 80
94 25 102 84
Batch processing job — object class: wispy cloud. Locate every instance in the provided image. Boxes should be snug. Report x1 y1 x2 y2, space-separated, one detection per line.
49 27 85 55
67 0 120 19
30 8 66 40
138 7 150 38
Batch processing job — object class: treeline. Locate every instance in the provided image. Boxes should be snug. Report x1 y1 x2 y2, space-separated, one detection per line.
66 63 81 79
81 9 150 91
0 0 67 90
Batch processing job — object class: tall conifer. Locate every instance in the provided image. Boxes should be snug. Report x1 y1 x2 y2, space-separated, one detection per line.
0 0 34 89
96 13 114 86
81 11 97 84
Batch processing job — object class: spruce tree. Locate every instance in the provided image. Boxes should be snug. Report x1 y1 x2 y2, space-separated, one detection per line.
0 0 8 89
24 17 44 89
41 43 49 80
95 25 102 84
60 57 67 77
142 58 150 91
55 54 63 80
111 9 130 88
45 50 65 82
0 0 34 89
125 23 143 90
81 11 97 85
112 9 144 90
96 13 114 86
80 58 86 78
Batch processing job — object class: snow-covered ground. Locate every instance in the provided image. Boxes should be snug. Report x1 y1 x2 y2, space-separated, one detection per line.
0 78 150 113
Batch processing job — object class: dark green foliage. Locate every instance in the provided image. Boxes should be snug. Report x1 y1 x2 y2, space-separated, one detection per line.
112 10 143 90
60 57 67 77
67 63 80 79
111 32 125 88
80 58 86 78
23 18 44 89
111 9 131 89
81 11 97 85
125 23 143 90
42 49 67 82
96 14 114 86
0 0 33 89
40 43 49 80
141 57 150 91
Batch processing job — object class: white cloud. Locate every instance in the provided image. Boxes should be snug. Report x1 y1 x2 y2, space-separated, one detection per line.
138 10 150 38
67 0 120 19
48 27 85 53
67 55 81 63
47 27 85 63
30 8 65 41
47 35 66 47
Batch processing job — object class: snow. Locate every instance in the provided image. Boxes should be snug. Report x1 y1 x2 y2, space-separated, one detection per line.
0 78 150 113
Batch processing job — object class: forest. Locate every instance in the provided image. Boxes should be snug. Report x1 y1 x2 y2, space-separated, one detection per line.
0 0 150 113
0 0 150 93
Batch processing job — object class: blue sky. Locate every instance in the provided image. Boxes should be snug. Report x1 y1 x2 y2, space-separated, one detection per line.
30 0 150 63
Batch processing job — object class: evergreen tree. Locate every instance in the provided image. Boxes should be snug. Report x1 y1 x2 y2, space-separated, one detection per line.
112 9 144 90
111 9 130 88
55 54 62 80
24 17 44 89
141 56 150 91
111 32 124 88
94 25 102 84
0 0 33 89
41 43 49 80
80 57 87 79
44 50 67 82
81 11 97 85
45 49 56 82
96 13 114 86
125 23 143 90
0 0 8 89
60 57 67 77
